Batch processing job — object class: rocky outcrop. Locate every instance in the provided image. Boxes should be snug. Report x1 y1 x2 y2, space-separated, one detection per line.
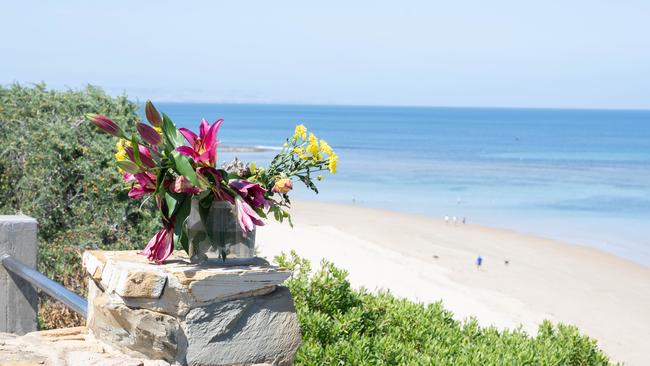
82 250 301 366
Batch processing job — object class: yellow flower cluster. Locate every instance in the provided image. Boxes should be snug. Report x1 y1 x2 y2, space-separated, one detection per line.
115 139 129 161
293 147 309 160
328 153 338 174
293 124 307 140
307 133 320 157
115 139 130 173
290 124 338 174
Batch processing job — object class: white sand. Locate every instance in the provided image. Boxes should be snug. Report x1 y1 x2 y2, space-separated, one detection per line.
256 199 650 365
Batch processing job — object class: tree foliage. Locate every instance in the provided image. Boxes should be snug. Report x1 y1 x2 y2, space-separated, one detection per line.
0 83 159 326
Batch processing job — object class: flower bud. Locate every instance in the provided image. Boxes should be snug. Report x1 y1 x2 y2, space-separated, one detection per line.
85 113 123 137
137 122 162 145
126 145 157 169
145 100 162 127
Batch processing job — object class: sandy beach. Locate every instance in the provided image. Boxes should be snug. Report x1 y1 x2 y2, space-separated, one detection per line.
257 199 650 365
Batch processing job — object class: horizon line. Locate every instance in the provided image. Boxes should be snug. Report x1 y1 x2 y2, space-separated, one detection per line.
133 98 650 113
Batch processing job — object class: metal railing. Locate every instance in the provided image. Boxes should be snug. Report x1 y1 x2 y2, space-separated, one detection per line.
1 254 87 317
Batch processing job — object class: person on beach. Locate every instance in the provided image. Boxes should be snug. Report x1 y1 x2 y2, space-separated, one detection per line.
444 215 449 224
462 217 466 224
476 256 483 269
452 216 457 225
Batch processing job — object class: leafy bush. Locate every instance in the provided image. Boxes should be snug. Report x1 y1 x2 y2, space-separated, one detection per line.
276 251 615 366
0 83 159 327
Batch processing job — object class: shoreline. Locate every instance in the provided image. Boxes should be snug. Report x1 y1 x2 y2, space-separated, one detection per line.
256 199 650 365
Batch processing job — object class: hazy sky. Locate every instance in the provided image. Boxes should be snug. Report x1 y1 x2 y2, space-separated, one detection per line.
1 1 649 109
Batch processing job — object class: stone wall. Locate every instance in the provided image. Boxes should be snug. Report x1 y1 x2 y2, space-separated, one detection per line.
83 250 301 366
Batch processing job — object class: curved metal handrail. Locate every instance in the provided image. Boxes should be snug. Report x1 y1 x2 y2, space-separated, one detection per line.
1 254 87 317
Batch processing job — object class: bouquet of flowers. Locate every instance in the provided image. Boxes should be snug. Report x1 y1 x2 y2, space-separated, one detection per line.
85 101 337 263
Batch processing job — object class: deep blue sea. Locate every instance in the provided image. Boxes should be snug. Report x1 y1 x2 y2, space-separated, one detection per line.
140 103 650 266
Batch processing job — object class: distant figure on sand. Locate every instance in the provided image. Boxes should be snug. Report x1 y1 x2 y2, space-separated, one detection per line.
444 215 449 224
452 216 457 225
476 256 483 269
462 217 466 224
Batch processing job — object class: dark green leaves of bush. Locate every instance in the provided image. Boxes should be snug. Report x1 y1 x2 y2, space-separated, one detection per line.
276 251 615 366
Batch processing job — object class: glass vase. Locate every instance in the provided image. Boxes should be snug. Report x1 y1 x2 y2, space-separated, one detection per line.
184 199 256 263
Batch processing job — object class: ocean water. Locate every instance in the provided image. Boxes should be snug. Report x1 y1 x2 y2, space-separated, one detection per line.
141 103 650 266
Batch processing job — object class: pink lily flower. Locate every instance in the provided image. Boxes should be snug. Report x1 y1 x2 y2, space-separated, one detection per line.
136 122 162 146
196 167 235 204
85 113 123 137
177 118 223 166
229 180 269 209
171 176 201 194
235 196 264 232
126 145 157 169
127 172 157 199
142 223 174 263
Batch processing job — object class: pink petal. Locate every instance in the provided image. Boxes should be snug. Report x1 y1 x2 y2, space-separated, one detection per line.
197 150 213 166
203 119 223 149
235 198 264 232
138 146 157 168
199 118 210 140
141 226 174 263
237 204 254 232
142 229 164 256
172 176 201 194
178 128 198 146
134 172 155 189
128 187 149 199
123 173 136 182
176 146 200 160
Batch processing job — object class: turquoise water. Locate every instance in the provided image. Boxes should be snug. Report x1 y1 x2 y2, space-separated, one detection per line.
141 103 650 266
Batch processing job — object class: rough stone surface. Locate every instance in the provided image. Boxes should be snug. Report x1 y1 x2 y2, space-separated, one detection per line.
0 326 170 366
83 250 291 316
87 281 181 363
183 286 302 366
0 215 38 335
84 250 301 366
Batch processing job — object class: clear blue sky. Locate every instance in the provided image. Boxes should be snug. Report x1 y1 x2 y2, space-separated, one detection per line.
1 0 649 109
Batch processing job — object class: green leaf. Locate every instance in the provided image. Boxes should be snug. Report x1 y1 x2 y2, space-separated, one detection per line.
173 195 192 254
116 160 141 174
171 151 200 186
130 133 142 167
155 169 168 194
162 113 186 148
164 191 180 217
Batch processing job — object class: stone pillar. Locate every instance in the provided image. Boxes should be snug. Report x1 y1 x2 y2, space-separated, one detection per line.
0 215 38 335
83 250 301 366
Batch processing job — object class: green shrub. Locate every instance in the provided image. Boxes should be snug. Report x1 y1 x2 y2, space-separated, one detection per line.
0 83 159 327
276 251 615 366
